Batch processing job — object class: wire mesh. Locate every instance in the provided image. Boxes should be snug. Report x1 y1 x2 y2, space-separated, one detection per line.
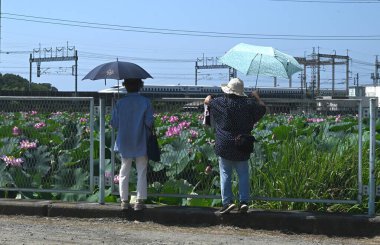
0 97 94 198
107 97 368 207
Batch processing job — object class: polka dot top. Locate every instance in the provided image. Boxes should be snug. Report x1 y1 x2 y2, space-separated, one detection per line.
209 94 266 161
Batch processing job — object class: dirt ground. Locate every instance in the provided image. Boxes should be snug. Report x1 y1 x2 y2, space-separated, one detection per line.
0 215 379 245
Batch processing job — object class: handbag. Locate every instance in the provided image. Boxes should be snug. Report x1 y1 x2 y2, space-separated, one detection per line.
203 105 211 126
147 125 161 162
234 134 256 153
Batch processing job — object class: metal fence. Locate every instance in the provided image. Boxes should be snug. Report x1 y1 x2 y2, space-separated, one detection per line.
1 95 377 215
99 97 379 215
0 97 94 198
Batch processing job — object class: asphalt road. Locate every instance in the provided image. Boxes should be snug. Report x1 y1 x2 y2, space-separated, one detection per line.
0 215 379 245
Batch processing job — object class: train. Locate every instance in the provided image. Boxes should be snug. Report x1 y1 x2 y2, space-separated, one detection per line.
99 84 347 99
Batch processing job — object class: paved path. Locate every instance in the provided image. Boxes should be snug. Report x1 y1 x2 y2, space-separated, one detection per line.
0 199 379 238
1 215 379 245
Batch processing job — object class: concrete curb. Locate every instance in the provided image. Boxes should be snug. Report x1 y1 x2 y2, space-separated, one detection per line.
0 199 379 237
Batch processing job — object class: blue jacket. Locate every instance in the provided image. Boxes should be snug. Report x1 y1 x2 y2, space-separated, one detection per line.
111 93 154 158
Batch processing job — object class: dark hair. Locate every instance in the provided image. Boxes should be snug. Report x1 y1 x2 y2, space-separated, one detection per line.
123 79 143 92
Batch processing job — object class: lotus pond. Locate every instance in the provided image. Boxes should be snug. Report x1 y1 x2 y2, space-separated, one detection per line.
1 110 379 213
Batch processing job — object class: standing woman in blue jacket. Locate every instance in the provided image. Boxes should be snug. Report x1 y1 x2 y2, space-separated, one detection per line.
111 78 154 211
204 78 266 214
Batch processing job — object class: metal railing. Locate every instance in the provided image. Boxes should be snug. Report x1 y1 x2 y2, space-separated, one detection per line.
98 97 378 215
1 95 377 215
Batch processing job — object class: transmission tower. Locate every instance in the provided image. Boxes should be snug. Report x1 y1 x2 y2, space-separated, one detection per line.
195 55 236 85
29 44 78 95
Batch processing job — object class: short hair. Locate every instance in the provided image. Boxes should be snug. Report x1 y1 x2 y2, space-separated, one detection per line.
123 79 143 92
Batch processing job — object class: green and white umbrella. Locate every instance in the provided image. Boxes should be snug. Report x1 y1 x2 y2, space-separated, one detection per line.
219 43 303 86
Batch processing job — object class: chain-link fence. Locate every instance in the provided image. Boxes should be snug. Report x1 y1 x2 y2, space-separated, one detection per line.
0 97 94 199
4 95 375 212
102 97 379 210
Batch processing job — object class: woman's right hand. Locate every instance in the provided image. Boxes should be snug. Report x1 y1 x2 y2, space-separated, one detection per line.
204 95 212 105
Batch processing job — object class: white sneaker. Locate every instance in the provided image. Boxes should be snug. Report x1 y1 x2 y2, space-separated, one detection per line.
134 199 146 211
120 201 130 210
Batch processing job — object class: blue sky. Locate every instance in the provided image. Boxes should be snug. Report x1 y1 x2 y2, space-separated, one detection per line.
1 0 379 91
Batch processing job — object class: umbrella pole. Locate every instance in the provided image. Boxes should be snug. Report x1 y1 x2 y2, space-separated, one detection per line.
117 80 120 99
254 54 263 89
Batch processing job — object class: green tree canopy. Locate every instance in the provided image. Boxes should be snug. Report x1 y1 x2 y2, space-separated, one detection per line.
0 73 58 91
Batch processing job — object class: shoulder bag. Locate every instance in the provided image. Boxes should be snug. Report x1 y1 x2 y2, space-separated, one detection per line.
234 134 256 153
147 124 161 162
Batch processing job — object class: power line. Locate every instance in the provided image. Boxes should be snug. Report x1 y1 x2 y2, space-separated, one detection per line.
2 13 380 41
352 59 374 66
80 51 194 63
270 0 380 3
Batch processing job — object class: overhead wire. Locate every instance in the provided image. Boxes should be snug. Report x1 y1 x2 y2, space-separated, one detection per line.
270 0 380 3
1 12 378 87
2 13 380 41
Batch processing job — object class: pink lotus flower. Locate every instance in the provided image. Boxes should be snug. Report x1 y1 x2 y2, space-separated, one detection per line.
0 155 23 167
34 122 46 129
178 121 191 129
165 126 182 137
113 175 119 184
79 117 88 123
335 115 341 123
12 126 21 136
307 118 324 123
169 116 179 123
20 140 37 149
189 129 198 138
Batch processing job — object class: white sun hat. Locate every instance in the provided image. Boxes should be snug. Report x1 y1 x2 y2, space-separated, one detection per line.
221 77 247 97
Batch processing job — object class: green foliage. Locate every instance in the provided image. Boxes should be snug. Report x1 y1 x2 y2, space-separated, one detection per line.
1 109 378 213
0 73 58 91
0 111 91 201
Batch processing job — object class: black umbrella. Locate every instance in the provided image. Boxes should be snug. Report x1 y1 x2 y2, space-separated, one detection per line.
82 60 153 81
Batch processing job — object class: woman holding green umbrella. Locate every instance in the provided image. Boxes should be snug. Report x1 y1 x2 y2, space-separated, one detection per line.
204 77 266 214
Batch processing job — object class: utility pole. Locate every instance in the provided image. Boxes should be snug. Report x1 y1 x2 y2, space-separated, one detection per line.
356 73 359 87
371 55 379 86
375 55 379 86
332 53 335 96
317 47 320 94
311 47 316 98
346 50 350 95
0 0 2 63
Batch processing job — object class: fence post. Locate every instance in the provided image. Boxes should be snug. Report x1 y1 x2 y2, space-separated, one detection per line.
368 98 377 216
99 98 105 204
358 100 363 204
90 98 95 192
111 97 116 194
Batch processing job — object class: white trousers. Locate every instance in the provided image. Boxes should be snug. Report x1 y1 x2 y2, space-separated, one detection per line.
119 156 148 202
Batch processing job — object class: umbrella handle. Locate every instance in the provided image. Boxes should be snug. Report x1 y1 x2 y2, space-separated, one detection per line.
254 54 263 89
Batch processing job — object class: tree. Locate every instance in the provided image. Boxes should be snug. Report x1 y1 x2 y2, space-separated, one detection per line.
0 73 58 91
